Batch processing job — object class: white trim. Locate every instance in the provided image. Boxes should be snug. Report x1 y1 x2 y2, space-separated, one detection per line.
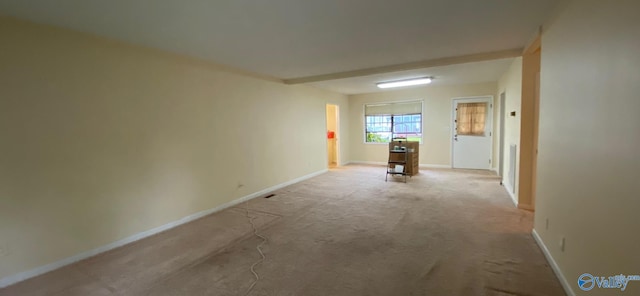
419 164 451 169
531 229 575 296
0 169 328 288
349 161 387 166
348 161 451 169
504 182 518 207
362 99 424 144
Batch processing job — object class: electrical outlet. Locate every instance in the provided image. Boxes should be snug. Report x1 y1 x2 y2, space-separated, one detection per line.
546 218 549 230
560 237 565 252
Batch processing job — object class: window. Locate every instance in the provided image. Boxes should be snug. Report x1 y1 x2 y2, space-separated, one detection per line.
365 101 422 143
456 102 487 136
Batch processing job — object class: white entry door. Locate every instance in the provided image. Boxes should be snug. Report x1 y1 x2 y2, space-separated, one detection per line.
452 97 493 169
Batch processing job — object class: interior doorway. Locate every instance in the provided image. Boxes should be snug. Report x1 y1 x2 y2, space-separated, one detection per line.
531 71 540 208
498 92 506 183
451 96 493 170
326 104 339 167
517 35 541 211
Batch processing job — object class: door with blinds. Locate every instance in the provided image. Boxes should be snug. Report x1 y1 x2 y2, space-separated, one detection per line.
452 97 493 169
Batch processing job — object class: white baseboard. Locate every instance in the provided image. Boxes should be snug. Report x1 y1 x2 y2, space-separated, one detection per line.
347 161 452 169
348 161 386 166
504 182 518 207
0 169 328 289
419 164 451 169
531 229 575 296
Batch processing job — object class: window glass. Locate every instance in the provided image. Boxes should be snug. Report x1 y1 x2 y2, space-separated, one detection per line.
364 102 422 143
456 102 486 136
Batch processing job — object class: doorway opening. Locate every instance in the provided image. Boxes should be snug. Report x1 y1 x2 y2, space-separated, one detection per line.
517 34 541 211
498 92 506 183
451 96 494 170
326 104 339 168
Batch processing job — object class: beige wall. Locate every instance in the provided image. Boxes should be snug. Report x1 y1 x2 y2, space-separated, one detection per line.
348 82 497 166
0 17 348 280
535 1 640 295
495 58 523 198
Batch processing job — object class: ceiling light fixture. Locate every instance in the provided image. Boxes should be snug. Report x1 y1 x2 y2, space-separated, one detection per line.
376 77 432 89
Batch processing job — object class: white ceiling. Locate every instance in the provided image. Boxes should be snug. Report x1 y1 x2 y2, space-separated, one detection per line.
0 0 558 94
311 58 514 94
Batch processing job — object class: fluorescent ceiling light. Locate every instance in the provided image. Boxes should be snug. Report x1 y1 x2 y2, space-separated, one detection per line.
376 77 432 89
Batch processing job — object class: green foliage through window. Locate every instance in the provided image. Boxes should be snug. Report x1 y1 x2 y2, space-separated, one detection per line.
365 113 422 143
366 132 387 143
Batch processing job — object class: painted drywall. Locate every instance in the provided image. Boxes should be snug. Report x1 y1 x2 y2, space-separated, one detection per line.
348 82 497 166
0 17 348 281
495 58 523 198
534 1 640 295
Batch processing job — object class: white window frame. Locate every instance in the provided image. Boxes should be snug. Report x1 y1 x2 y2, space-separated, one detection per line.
363 100 424 144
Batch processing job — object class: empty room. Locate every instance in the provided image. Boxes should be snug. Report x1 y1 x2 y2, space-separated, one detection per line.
1 1 638 295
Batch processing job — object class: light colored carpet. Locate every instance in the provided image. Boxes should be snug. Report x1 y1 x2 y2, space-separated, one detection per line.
0 165 565 296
